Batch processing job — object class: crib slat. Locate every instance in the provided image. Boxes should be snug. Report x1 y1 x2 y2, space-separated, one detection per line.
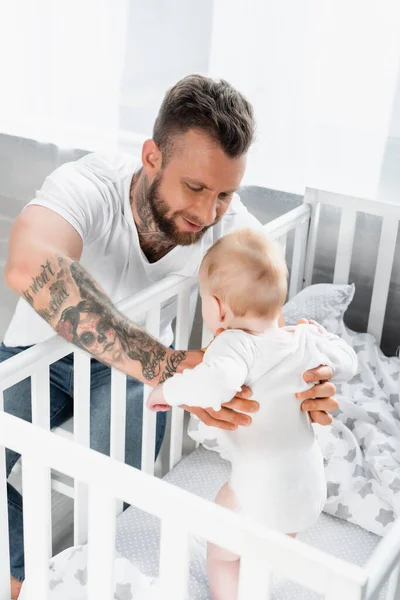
289 218 309 299
238 554 271 599
386 564 400 600
169 289 191 470
278 233 287 255
141 307 160 475
31 365 53 554
31 365 50 429
22 456 51 600
0 391 11 600
367 217 398 345
73 351 91 545
110 368 127 516
304 188 320 286
159 520 189 599
88 488 116 600
333 207 357 284
110 368 127 463
324 577 364 600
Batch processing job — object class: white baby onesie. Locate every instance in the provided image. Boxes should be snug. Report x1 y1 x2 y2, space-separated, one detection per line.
163 324 357 533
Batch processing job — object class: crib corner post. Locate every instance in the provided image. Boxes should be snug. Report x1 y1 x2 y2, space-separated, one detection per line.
0 393 11 600
303 187 320 287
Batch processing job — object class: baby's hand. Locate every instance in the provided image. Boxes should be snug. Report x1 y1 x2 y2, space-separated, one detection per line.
147 385 171 412
298 318 326 335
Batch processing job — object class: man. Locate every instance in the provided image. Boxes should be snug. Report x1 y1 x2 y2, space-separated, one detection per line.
2 74 337 598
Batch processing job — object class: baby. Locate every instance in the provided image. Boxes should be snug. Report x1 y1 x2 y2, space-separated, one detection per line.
147 228 357 600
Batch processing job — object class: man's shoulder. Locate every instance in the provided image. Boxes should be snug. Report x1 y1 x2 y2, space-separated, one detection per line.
73 151 140 180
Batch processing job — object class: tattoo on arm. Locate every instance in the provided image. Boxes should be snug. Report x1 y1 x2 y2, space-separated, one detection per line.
159 351 187 383
23 259 70 322
22 254 187 382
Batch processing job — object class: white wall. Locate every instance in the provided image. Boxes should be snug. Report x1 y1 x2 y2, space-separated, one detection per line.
388 72 400 139
119 0 214 137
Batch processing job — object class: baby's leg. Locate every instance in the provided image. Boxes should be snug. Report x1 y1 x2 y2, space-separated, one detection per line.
207 484 298 600
207 482 241 600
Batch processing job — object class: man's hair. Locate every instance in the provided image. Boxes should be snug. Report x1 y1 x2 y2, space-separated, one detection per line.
153 74 255 161
200 228 288 319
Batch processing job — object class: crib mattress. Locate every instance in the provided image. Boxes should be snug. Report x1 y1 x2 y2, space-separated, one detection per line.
115 446 385 599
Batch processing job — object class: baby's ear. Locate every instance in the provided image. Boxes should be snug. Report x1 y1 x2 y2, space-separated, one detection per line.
210 295 223 323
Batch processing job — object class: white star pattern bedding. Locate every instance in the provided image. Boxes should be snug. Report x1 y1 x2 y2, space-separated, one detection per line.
24 283 398 599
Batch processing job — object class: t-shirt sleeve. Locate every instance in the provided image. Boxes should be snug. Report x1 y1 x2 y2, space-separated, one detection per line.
25 153 111 245
163 330 253 410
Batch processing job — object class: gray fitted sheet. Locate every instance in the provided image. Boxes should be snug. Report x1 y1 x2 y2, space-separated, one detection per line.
115 446 385 599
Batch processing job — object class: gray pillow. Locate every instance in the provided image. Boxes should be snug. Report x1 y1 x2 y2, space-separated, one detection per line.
283 283 355 333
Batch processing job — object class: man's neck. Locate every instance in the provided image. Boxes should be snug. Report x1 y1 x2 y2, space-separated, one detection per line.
130 170 176 263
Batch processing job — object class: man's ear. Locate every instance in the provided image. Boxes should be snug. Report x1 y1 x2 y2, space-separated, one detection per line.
142 139 162 178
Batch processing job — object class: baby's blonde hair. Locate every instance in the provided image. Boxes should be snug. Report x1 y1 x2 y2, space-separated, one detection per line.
200 228 288 319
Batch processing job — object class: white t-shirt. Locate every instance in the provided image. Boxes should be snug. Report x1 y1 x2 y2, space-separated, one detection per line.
3 153 263 347
164 325 357 532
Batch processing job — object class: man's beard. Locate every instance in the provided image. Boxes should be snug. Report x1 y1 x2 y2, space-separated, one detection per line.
147 173 216 246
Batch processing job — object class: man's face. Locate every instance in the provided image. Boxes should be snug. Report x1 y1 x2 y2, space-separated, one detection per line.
146 130 247 245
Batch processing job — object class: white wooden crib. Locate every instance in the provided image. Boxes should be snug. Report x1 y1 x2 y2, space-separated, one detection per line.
1 188 400 600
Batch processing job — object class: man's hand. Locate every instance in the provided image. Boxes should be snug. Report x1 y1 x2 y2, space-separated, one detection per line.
182 386 259 431
296 318 338 425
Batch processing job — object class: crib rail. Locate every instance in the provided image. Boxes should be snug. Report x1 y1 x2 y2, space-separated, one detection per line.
0 411 370 600
1 191 399 599
304 187 400 346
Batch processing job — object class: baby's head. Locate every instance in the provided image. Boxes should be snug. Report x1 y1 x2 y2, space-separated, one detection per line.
199 228 288 334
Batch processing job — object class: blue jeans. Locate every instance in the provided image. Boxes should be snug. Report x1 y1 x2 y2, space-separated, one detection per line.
0 342 166 582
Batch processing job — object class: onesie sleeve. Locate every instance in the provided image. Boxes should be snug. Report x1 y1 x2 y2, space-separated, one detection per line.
308 325 358 383
163 330 252 410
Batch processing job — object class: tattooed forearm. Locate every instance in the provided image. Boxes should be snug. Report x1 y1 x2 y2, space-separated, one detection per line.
159 350 187 383
19 250 183 384
54 258 178 384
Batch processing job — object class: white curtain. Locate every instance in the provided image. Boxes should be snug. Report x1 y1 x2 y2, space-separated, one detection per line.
1 1 400 199
209 0 400 199
0 0 134 152
0 0 213 153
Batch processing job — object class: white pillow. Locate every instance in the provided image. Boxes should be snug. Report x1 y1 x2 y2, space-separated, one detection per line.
282 283 355 333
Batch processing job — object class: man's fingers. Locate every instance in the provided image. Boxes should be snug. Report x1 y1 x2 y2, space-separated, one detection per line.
222 397 259 413
235 385 252 399
300 396 339 413
296 318 309 325
296 381 336 401
182 406 238 430
207 406 252 427
310 410 333 426
303 365 333 383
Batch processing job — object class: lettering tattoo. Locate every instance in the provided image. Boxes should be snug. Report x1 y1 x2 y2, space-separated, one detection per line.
23 260 55 305
159 351 187 383
24 258 70 322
